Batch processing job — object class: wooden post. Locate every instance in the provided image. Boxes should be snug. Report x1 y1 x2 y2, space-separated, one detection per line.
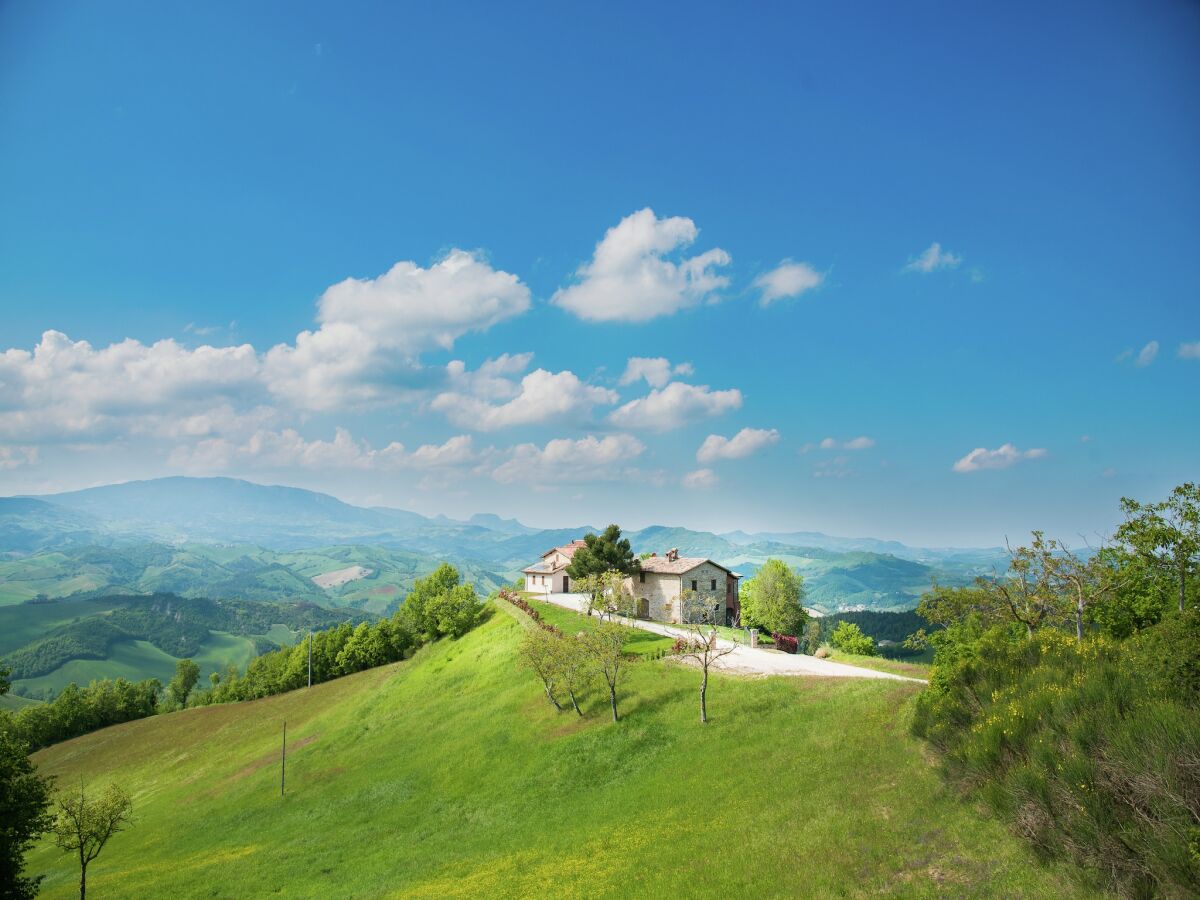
307 632 312 688
281 720 286 797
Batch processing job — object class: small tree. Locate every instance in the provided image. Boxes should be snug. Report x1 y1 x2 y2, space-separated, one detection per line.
579 622 627 722
830 621 876 656
566 525 641 580
53 781 133 900
552 634 595 716
518 628 563 711
671 591 739 723
166 658 200 708
801 618 822 655
993 532 1073 637
1118 483 1199 613
739 559 806 636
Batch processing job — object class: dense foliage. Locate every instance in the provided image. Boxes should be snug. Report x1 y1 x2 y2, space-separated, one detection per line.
0 667 54 900
3 678 161 752
739 558 806 635
912 484 1200 897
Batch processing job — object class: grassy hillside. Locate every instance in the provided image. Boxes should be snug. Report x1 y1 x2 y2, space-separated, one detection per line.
25 603 1091 898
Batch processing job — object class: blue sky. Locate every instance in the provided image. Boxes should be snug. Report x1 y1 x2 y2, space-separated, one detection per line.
1 0 1197 546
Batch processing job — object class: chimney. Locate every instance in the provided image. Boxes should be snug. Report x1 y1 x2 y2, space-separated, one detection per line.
667 548 678 562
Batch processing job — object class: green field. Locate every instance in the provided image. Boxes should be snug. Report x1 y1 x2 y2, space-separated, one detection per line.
25 601 1092 898
14 631 260 696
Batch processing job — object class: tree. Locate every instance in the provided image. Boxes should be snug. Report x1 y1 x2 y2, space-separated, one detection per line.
579 622 628 722
1043 540 1122 642
0 666 54 900
993 532 1074 637
52 781 133 900
1087 547 1175 638
402 563 462 639
671 592 739 723
518 629 563 711
830 621 876 656
577 569 635 621
551 635 594 716
1118 483 1200 613
424 583 482 638
166 658 200 708
566 525 640 580
739 559 806 636
801 618 822 655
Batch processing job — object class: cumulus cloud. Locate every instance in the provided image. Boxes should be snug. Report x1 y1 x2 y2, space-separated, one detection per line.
608 381 743 431
0 331 263 442
490 434 645 484
696 427 780 463
1179 341 1200 360
754 260 824 305
264 250 529 409
682 468 718 489
903 242 962 274
0 251 534 449
431 364 618 431
551 208 731 322
618 357 694 389
952 443 1047 473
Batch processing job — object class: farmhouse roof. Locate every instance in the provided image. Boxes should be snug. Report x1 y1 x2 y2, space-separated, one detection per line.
541 539 586 560
638 556 737 577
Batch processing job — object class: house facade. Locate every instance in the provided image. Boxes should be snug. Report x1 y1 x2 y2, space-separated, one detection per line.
523 540 741 625
628 548 741 625
522 539 586 594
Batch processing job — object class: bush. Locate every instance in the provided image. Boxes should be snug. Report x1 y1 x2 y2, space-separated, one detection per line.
912 610 1200 897
772 633 799 654
830 621 876 656
815 647 830 659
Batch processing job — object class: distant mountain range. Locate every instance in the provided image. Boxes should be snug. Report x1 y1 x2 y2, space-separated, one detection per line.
2 476 1007 615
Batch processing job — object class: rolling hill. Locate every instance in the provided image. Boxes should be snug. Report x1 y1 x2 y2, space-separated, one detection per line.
22 602 1090 898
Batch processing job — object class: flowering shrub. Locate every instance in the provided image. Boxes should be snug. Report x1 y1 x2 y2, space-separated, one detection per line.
772 632 799 654
499 589 562 635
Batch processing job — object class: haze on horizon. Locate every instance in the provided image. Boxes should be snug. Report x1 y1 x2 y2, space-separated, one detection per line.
0 2 1197 547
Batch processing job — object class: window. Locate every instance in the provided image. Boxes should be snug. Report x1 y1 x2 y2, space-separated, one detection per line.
711 579 717 590
639 571 645 583
691 579 697 591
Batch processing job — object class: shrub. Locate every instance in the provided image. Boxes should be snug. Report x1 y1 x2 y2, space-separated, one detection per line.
830 621 876 656
912 610 1200 897
815 647 830 659
772 633 799 654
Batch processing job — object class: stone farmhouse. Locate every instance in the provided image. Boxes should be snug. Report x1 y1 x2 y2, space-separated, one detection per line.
524 541 741 625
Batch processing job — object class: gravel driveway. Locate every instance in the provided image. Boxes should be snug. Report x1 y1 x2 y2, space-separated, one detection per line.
538 593 927 684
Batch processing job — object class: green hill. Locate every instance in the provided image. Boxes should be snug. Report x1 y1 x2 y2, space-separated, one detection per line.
24 603 1090 898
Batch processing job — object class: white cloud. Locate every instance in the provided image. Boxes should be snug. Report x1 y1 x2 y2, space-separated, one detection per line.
0 252 534 449
812 456 852 479
754 260 824 305
431 367 617 431
682 468 718 489
1179 341 1200 360
952 443 1047 473
0 331 263 442
696 427 780 463
551 208 731 322
801 435 875 453
0 445 38 470
903 242 962 274
1135 340 1159 367
170 428 478 474
491 434 645 484
264 250 529 410
608 381 743 431
618 357 694 389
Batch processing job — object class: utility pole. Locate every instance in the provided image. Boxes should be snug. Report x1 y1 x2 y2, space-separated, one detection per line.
307 632 313 688
281 720 286 797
